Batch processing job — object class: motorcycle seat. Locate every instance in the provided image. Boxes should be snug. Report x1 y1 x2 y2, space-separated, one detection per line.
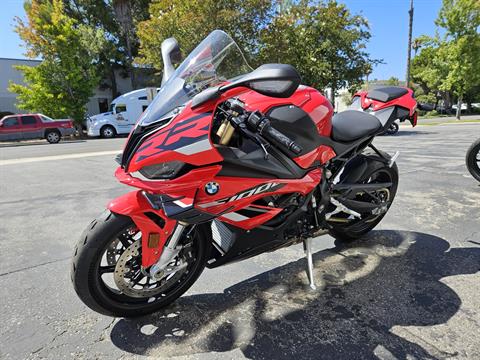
331 110 382 142
367 86 408 102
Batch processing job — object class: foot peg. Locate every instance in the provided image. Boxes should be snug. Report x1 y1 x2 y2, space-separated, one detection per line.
303 238 316 290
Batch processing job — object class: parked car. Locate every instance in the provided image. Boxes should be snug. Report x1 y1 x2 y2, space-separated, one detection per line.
0 114 75 143
87 88 159 138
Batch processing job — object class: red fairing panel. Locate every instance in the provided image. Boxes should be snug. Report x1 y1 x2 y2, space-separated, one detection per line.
108 191 177 267
354 88 417 117
195 168 323 229
128 110 223 172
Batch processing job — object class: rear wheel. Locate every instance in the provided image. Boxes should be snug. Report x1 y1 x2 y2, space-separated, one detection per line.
466 138 480 182
71 211 210 317
382 122 399 135
328 151 399 242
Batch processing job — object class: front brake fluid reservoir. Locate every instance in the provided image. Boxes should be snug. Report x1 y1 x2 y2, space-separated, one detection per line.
216 119 228 138
219 122 235 145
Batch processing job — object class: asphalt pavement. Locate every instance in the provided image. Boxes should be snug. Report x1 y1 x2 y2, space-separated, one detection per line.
0 123 479 359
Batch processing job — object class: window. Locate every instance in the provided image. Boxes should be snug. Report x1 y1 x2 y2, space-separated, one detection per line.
40 115 54 123
115 105 127 113
142 105 148 112
3 117 19 127
21 116 37 125
138 96 147 100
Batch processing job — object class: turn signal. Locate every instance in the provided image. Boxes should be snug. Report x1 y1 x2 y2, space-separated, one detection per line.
148 233 160 248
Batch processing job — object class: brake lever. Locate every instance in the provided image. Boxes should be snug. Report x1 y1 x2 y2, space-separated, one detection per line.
230 115 270 160
241 126 270 160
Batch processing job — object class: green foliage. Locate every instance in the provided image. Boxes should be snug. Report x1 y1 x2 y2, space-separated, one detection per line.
8 0 104 124
136 0 274 69
386 77 400 86
411 0 480 117
136 0 377 98
257 0 379 93
64 0 151 93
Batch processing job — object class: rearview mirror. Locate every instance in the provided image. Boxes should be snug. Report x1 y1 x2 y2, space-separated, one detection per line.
221 64 301 98
191 64 302 109
161 37 182 86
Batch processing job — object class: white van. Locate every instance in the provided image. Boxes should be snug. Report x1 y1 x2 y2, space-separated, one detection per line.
87 88 159 138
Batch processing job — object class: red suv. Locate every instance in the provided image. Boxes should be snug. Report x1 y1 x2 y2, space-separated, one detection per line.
0 114 75 143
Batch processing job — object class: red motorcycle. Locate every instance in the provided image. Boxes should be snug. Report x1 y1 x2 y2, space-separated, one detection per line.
72 30 420 317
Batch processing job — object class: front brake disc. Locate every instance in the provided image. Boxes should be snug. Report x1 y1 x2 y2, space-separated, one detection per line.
113 240 187 298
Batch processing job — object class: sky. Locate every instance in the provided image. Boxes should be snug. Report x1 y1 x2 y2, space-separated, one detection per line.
0 0 442 81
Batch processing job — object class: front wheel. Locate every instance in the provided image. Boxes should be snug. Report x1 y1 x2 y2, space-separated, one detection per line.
100 125 116 138
71 211 210 317
328 150 399 242
45 129 61 143
466 138 480 182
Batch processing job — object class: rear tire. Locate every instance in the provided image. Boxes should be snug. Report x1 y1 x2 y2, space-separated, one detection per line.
71 210 210 317
466 138 480 182
381 122 399 136
328 150 399 242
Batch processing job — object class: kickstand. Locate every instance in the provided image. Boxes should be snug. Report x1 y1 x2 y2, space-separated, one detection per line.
303 238 316 290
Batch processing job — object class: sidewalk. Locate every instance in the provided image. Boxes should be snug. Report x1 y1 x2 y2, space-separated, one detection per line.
416 114 480 125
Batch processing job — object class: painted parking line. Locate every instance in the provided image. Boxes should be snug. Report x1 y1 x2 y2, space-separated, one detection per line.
0 150 120 166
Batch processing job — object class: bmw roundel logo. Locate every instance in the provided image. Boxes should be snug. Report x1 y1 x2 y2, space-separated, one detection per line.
205 182 220 195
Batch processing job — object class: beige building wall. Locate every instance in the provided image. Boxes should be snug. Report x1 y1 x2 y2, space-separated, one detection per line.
0 58 137 116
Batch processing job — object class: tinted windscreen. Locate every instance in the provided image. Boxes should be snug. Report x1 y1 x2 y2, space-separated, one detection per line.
137 30 251 126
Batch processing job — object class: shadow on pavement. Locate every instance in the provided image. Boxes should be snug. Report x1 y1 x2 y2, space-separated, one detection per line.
110 230 480 359
391 130 437 137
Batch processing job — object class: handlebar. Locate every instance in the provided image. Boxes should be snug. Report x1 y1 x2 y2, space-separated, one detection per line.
417 102 435 112
223 98 303 155
246 111 303 155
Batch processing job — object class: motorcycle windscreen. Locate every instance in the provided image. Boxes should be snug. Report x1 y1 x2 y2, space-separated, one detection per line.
137 30 252 127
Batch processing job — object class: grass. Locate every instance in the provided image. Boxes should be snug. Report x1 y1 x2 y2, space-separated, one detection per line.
417 119 480 126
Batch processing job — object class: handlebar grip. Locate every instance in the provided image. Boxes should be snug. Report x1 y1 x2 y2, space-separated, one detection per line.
263 125 302 155
246 112 302 155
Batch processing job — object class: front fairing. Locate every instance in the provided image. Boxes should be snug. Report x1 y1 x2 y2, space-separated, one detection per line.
127 104 223 172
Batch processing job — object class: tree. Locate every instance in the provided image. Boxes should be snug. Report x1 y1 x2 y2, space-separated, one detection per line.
386 77 400 86
64 0 151 98
411 37 452 110
136 0 274 70
258 1 379 106
9 0 105 124
411 0 480 119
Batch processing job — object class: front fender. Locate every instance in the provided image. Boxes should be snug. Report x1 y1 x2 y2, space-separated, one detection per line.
108 191 177 267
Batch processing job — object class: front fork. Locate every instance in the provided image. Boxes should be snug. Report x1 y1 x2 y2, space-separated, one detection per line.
108 191 180 268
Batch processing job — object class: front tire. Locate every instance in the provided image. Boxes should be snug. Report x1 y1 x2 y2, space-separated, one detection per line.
328 150 399 242
100 125 116 138
466 138 480 182
45 129 61 143
71 211 210 317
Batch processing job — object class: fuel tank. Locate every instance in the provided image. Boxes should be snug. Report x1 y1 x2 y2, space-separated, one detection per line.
239 86 334 168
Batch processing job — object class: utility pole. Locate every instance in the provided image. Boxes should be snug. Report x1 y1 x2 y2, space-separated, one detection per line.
406 0 414 86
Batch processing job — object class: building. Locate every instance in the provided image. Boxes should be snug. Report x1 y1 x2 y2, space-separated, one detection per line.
0 57 139 117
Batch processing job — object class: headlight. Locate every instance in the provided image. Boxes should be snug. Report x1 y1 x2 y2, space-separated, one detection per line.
137 161 185 180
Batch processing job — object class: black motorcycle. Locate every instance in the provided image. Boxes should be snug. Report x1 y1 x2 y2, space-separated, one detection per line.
466 138 480 182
